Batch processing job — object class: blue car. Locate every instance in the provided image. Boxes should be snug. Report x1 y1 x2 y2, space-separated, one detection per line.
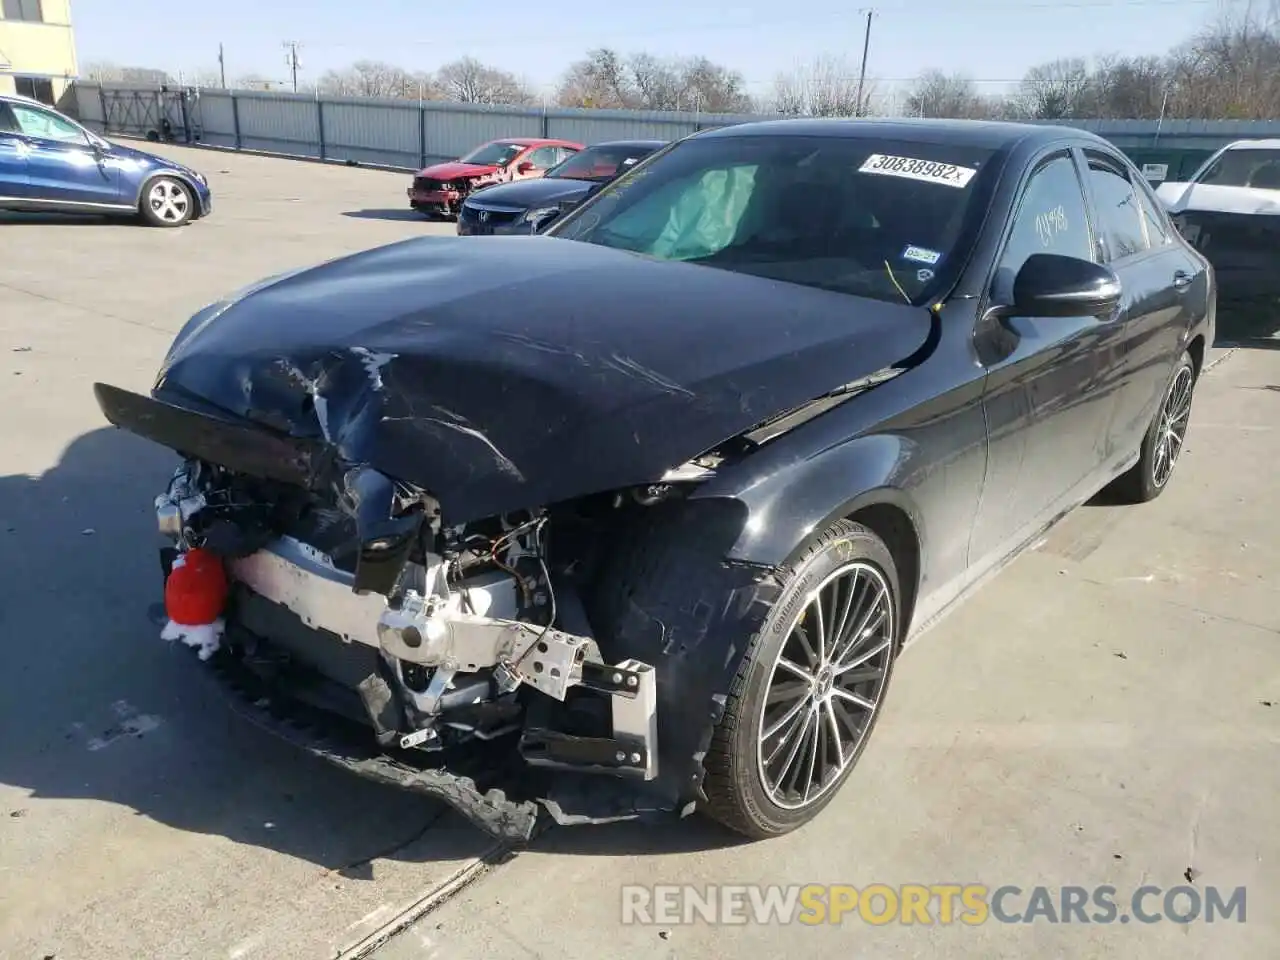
0 93 212 227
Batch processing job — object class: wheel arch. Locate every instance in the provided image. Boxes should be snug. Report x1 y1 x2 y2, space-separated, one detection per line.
698 433 928 637
1186 332 1206 378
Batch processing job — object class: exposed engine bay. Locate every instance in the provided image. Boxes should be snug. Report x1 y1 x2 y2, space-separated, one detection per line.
153 454 670 836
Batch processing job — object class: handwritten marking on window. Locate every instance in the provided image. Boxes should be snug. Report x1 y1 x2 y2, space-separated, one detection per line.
1035 205 1069 247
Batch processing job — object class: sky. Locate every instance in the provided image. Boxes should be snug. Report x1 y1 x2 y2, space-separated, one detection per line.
70 0 1230 99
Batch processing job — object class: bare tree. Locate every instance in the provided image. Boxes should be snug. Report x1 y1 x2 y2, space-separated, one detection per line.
1163 2 1280 119
556 49 751 112
317 61 442 99
556 48 636 108
769 56 863 117
437 56 533 105
1011 57 1095 119
628 52 681 110
1088 54 1167 119
904 71 993 118
677 56 753 113
84 62 174 85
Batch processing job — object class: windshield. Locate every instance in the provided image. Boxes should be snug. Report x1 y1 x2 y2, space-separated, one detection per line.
548 144 661 181
460 141 525 166
1195 148 1280 190
549 134 997 305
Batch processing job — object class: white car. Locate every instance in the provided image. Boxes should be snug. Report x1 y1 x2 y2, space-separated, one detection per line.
1155 139 1280 305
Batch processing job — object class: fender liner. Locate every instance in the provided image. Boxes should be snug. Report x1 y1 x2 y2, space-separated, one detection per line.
586 496 781 811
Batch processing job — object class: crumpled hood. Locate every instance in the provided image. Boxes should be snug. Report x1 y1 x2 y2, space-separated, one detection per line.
417 161 498 181
1157 181 1280 216
155 235 932 524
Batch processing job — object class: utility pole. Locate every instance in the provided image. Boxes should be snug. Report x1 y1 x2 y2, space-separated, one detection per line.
855 9 874 118
283 41 301 92
218 43 226 89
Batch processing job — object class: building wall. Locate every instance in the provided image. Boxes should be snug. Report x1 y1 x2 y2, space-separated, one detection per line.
0 0 78 103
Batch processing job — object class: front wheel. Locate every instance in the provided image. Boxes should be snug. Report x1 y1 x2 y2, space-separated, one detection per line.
139 176 195 227
1108 349 1197 504
702 519 901 838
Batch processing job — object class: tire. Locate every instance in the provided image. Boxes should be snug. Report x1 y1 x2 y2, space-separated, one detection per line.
1108 349 1197 504
702 519 902 839
139 176 195 227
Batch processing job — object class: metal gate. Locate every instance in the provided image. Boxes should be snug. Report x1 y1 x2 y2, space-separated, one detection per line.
101 87 205 144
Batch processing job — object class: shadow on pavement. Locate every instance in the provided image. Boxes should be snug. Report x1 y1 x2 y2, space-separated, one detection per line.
535 813 753 857
342 208 435 223
0 212 116 227
0 426 478 876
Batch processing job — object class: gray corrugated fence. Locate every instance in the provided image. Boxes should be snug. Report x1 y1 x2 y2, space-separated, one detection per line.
70 82 779 170
69 81 1280 174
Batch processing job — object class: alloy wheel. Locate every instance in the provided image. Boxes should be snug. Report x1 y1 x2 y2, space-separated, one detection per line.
148 181 190 223
756 561 895 810
1152 364 1194 489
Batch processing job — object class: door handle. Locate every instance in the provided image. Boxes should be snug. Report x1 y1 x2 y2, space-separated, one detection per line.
1173 270 1194 292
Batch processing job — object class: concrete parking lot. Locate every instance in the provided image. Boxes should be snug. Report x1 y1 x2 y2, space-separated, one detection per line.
1 143 1277 960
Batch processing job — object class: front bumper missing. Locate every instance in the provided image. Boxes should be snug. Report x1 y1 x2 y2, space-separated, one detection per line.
162 538 667 840
205 632 543 841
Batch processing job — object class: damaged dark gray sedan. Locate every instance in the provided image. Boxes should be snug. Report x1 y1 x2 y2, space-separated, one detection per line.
94 118 1214 842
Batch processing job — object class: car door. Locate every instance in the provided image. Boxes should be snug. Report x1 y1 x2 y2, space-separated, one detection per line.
8 103 121 207
0 103 32 200
1079 149 1202 466
970 148 1126 563
515 145 561 181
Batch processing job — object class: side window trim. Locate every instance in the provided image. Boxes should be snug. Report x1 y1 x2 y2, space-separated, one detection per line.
983 145 1097 306
1080 147 1154 264
0 103 22 135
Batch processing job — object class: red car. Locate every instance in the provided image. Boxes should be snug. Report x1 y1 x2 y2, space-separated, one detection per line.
408 138 584 219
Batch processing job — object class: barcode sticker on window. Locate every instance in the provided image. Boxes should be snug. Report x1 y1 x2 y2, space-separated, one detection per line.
860 154 978 188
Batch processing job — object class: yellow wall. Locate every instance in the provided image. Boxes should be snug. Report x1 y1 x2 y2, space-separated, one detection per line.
0 0 78 99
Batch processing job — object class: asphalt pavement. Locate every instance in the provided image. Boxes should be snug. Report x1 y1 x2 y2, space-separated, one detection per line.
1 144 1276 960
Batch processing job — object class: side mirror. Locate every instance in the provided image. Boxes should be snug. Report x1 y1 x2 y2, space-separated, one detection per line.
516 161 534 174
1010 253 1122 317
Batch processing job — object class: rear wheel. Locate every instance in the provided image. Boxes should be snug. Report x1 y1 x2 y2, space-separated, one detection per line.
1108 349 1197 504
702 520 901 838
139 176 194 227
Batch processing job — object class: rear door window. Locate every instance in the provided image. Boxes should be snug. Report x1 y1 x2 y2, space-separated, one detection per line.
1084 152 1149 261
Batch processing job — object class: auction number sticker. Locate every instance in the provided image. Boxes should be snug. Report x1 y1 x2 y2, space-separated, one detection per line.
859 154 978 188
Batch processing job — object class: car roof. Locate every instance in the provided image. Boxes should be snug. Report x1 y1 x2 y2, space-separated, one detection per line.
585 139 667 150
496 137 582 147
0 92 52 108
1222 138 1280 151
697 117 1110 151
